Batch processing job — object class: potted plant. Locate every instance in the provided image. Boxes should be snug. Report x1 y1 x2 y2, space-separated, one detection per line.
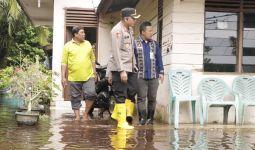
0 67 13 94
10 58 56 125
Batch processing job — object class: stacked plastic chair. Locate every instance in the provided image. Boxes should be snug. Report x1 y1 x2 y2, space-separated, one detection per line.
232 76 255 125
198 78 239 125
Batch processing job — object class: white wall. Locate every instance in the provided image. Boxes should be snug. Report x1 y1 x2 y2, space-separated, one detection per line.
135 0 158 39
155 0 255 125
52 0 100 104
97 11 120 66
166 0 205 70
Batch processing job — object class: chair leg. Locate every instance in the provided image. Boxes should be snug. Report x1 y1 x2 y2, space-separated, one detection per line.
199 101 204 126
238 103 243 125
205 105 209 124
241 104 246 125
235 105 239 125
170 100 175 126
191 101 196 124
174 101 180 129
223 106 231 124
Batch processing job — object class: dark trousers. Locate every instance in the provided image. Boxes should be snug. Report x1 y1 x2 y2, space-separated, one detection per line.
137 78 159 120
112 71 137 104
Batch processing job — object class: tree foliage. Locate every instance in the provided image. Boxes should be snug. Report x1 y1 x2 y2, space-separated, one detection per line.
6 26 46 66
0 0 51 68
10 58 58 110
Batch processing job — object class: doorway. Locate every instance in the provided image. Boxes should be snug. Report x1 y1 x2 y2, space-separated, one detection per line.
63 8 98 101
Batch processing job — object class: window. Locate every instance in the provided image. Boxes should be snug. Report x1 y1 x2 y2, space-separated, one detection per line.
243 13 255 72
204 0 255 72
63 8 98 101
204 12 237 72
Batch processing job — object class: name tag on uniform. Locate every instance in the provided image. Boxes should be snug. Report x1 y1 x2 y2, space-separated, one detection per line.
150 52 155 59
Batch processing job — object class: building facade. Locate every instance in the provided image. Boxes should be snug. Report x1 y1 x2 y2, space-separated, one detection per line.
97 0 255 124
19 0 255 124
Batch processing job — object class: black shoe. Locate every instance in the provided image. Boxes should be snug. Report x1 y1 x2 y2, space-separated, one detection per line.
139 118 146 125
146 118 153 125
138 108 147 125
147 108 155 125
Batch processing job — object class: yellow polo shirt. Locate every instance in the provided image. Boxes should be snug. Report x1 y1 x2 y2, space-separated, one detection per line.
61 39 95 81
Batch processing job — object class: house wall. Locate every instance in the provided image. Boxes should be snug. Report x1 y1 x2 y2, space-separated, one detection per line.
52 0 100 106
134 0 255 124
97 11 119 66
156 0 205 123
154 0 244 124
52 0 255 123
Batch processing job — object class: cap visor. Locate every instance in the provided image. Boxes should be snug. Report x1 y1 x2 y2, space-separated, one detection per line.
131 14 141 19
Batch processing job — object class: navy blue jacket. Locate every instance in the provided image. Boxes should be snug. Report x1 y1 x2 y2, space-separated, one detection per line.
134 37 164 79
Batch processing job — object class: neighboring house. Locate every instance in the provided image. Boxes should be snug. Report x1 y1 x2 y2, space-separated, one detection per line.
19 0 255 124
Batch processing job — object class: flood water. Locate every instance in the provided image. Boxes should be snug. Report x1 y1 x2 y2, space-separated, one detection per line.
1 96 255 150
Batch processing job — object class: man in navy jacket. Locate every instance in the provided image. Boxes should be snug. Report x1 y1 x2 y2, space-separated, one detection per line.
134 21 164 125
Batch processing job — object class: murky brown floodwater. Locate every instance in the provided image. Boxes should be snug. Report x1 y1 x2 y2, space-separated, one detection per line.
1 96 255 150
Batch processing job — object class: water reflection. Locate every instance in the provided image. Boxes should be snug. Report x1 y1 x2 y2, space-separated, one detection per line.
0 101 52 149
134 128 156 150
170 127 255 150
60 118 115 149
110 128 135 149
1 96 255 150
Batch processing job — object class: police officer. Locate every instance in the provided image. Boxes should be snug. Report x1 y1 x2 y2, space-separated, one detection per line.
108 8 140 129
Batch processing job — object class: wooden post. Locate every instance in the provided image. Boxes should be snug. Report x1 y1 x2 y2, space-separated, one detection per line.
236 0 243 73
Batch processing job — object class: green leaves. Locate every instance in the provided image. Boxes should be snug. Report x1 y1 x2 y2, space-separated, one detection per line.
0 0 52 68
35 26 51 46
0 66 14 89
6 25 47 66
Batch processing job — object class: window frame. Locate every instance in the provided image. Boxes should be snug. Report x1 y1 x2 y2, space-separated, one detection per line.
204 0 255 73
157 0 163 48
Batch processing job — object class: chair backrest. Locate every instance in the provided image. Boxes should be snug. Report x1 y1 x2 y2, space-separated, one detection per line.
168 70 192 97
232 76 255 102
198 78 228 102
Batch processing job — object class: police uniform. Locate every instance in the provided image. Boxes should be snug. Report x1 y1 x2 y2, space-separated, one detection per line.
108 21 137 104
108 8 140 129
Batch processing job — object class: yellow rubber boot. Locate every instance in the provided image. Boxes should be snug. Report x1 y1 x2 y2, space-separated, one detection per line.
111 104 117 120
126 99 135 117
116 104 134 129
125 99 135 124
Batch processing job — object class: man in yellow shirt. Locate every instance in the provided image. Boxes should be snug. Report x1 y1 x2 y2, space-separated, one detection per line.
61 26 97 121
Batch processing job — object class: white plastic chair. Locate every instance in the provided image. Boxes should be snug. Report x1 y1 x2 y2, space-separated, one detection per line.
168 70 199 128
198 78 238 125
232 76 255 125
